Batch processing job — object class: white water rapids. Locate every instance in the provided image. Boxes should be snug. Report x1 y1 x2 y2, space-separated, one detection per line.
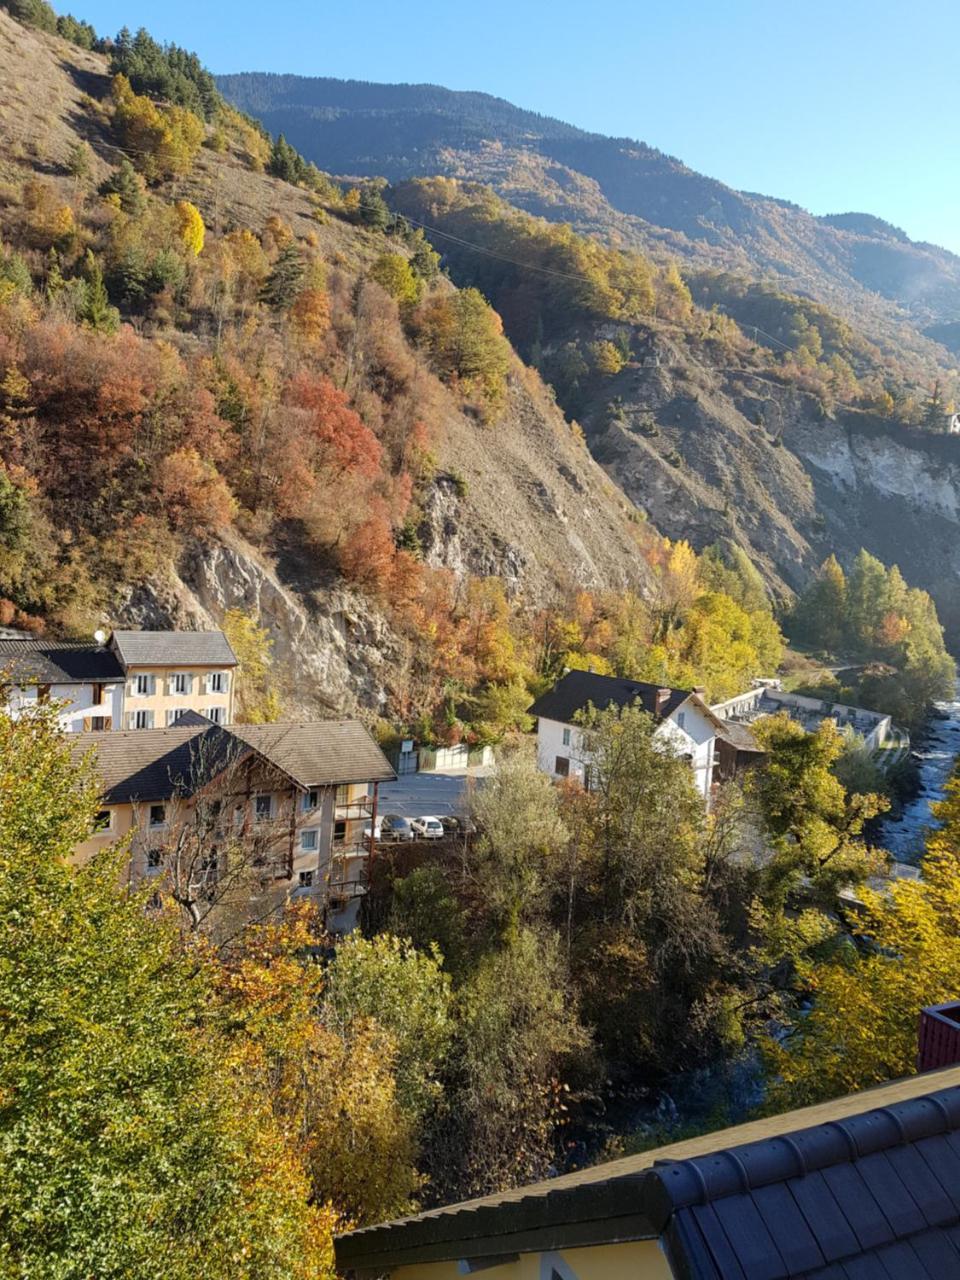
880 692 960 864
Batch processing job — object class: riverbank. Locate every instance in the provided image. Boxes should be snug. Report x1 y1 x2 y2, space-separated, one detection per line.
880 692 960 863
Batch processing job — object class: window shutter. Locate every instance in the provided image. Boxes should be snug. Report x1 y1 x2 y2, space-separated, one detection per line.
127 677 137 698
204 673 212 694
166 674 176 697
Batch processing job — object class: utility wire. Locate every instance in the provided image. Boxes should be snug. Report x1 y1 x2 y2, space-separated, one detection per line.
401 212 624 287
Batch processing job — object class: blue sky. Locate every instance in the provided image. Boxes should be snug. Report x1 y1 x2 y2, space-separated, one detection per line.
76 0 960 252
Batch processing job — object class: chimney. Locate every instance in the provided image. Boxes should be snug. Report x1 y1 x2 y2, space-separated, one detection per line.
918 1002 960 1072
693 685 707 697
655 687 672 717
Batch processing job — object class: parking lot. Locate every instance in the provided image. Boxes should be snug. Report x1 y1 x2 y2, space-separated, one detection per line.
374 767 490 823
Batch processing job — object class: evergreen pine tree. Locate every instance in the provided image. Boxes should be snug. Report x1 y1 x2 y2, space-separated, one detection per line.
358 186 390 231
259 244 305 309
99 158 146 217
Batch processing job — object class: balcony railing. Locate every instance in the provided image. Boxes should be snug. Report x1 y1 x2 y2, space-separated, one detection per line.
335 795 374 820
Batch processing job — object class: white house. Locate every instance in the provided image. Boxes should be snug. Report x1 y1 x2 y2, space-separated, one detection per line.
527 671 740 802
0 629 238 733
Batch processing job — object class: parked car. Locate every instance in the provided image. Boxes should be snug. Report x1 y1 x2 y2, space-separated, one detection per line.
364 813 414 842
439 815 476 837
411 815 445 839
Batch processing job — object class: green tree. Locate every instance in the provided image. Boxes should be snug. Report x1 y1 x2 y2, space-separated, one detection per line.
77 251 120 333
323 933 453 1125
748 713 885 910
369 252 421 305
259 243 306 309
791 554 848 652
99 157 147 217
268 134 306 185
424 927 586 1203
0 706 328 1278
466 741 568 938
358 186 390 231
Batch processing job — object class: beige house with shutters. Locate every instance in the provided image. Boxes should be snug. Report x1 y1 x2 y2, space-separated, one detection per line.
110 630 237 729
0 629 237 732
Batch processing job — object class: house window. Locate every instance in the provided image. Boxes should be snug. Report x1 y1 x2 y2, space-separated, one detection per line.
562 727 571 746
172 672 190 695
93 809 112 832
555 756 570 778
254 794 272 823
208 672 227 693
299 870 314 888
677 711 686 730
93 683 106 705
133 710 153 730
146 848 162 869
333 820 346 843
335 784 350 805
90 716 109 732
302 788 319 811
206 706 225 725
135 674 151 696
37 684 51 703
301 829 319 852
166 709 184 727
149 804 166 828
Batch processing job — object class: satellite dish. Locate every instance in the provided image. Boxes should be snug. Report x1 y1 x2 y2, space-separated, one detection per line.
93 628 107 646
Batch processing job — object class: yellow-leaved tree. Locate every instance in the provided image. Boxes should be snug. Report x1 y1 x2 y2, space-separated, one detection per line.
764 770 960 1110
175 200 205 255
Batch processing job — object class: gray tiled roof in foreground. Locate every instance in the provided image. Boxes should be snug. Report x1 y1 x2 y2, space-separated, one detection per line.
335 1066 960 1277
110 629 238 669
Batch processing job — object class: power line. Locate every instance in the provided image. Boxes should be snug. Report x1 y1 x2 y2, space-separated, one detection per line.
401 212 623 287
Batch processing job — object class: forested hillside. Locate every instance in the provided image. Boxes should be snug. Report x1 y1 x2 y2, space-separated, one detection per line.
0 8 672 735
218 72 960 369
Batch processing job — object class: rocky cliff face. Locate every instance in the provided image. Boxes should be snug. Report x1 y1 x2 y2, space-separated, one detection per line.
587 334 960 639
116 536 406 718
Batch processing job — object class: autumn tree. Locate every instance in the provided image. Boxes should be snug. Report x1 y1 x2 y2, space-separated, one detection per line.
221 608 282 722
765 769 960 1109
111 74 204 182
0 705 329 1278
414 287 511 406
370 253 421 306
175 199 205 255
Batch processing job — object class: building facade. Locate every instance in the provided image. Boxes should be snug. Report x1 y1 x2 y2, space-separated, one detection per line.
73 715 395 933
0 629 237 732
528 671 729 801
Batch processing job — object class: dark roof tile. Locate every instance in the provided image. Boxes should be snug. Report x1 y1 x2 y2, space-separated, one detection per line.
0 639 123 684
527 669 691 724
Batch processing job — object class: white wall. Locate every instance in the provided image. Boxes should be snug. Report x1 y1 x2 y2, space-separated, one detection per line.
6 682 118 732
536 700 716 801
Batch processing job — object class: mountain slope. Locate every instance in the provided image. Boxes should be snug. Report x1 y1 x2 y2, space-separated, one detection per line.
217 73 960 369
0 11 652 723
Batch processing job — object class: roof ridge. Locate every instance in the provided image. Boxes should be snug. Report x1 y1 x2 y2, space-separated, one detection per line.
643 1085 960 1224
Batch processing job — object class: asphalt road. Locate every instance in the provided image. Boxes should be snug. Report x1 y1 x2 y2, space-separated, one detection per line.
374 769 488 822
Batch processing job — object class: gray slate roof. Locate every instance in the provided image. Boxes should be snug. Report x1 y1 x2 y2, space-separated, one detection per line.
76 717 395 803
0 639 123 685
335 1066 960 1277
110 629 237 669
527 670 692 724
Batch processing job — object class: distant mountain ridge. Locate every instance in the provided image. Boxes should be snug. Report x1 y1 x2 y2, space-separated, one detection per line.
218 72 960 361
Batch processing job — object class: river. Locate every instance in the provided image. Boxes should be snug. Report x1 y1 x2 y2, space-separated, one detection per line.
880 690 960 865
